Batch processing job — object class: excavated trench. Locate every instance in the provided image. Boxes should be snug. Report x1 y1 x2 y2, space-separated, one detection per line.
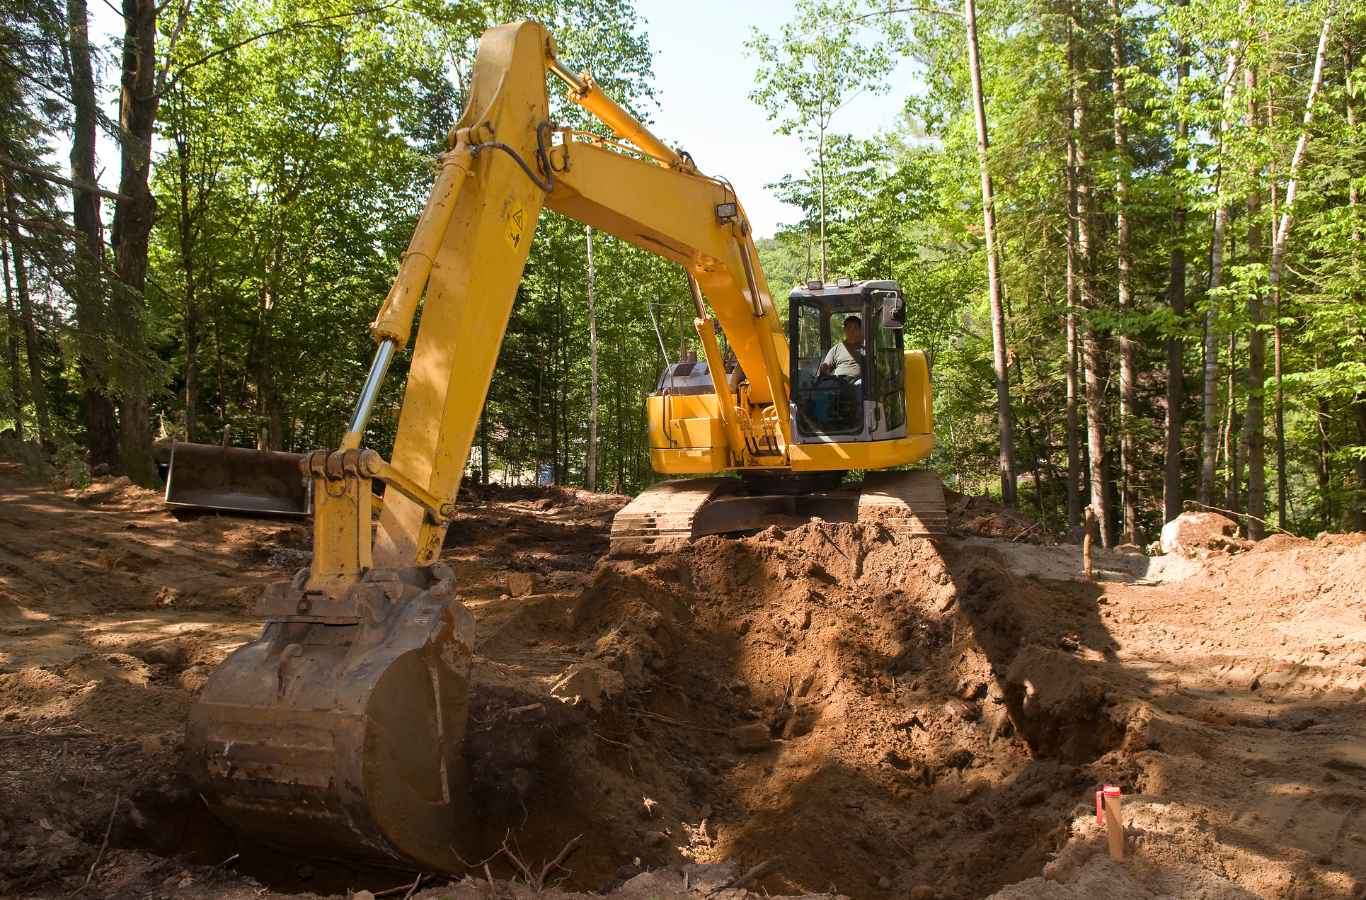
92 522 1131 899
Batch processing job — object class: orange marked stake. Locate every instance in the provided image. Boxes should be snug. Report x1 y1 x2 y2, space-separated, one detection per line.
1095 785 1124 862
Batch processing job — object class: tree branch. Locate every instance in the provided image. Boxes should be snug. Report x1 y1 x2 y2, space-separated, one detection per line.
0 155 132 202
161 0 401 93
848 4 961 23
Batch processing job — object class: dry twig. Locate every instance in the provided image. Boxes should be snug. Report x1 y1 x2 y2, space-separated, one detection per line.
373 873 424 898
497 832 584 893
74 792 120 894
706 859 774 896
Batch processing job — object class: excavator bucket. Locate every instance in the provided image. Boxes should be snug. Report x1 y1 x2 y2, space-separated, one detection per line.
185 564 476 870
163 441 310 516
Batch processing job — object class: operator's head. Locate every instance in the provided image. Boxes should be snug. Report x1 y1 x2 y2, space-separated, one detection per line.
843 314 863 348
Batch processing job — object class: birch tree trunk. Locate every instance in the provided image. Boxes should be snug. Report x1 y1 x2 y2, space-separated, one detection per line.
1264 12 1332 526
1202 45 1240 507
966 0 1017 507
1111 0 1137 543
1071 9 1111 547
585 226 599 492
1065 102 1082 537
1271 179 1287 529
65 0 120 467
1243 64 1266 538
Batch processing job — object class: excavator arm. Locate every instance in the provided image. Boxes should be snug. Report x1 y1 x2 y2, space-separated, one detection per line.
312 20 794 577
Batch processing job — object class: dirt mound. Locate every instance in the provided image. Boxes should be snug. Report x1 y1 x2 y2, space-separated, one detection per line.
470 523 1122 899
67 474 166 515
947 490 1052 544
1158 511 1248 558
3 462 1363 899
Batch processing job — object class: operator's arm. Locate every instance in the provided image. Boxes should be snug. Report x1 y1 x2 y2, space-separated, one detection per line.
819 343 842 375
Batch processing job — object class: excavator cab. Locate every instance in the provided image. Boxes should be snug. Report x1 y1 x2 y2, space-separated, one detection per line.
789 279 907 442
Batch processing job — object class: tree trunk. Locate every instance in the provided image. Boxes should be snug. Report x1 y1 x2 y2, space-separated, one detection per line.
480 404 490 485
1243 64 1266 539
1163 0 1189 527
1354 392 1366 531
585 226 599 492
1202 45 1240 507
1070 10 1111 547
110 0 161 484
1 185 52 447
175 124 199 442
64 0 120 467
1271 172 1286 530
1111 0 1137 543
1350 54 1365 531
966 0 1017 507
1256 12 1333 521
252 250 282 450
1 230 26 439
1317 395 1331 529
1065 111 1082 537
817 127 827 282
549 275 560 486
1225 331 1241 517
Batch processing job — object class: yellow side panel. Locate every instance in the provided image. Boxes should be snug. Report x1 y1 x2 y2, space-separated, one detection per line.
647 395 725 448
651 447 729 474
905 349 934 436
646 394 729 475
787 434 934 472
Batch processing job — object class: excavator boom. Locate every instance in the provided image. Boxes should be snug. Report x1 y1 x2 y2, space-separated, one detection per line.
186 20 940 870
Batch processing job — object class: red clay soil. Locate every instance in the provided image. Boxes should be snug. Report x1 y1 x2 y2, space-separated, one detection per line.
0 462 1362 899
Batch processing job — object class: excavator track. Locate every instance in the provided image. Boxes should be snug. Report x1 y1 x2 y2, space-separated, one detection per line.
609 471 945 556
609 478 742 555
855 470 949 536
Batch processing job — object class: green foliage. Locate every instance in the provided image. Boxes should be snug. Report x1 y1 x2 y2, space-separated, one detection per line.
747 0 896 143
1 0 1362 531
750 0 1365 531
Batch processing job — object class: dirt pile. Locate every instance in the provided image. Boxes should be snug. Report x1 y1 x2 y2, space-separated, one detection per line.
1158 510 1249 558
458 522 1129 899
946 489 1052 543
1 462 1362 899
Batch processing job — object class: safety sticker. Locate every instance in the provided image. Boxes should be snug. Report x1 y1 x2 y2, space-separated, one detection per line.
505 202 526 251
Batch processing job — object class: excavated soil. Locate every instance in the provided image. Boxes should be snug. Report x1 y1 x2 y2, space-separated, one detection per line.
0 462 1362 899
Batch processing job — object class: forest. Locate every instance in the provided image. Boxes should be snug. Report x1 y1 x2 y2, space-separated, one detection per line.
1 0 1363 545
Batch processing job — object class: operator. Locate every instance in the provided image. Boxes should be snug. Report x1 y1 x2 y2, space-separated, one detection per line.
819 314 865 380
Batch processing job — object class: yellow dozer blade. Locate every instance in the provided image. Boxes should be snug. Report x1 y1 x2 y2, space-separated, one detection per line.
163 440 310 516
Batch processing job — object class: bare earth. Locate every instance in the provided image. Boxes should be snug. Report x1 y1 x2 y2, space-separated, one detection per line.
0 462 1361 900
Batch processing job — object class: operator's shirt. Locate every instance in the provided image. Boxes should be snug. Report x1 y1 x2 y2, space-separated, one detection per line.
822 341 864 379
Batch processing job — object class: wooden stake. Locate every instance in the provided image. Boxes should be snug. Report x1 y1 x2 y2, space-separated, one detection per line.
1096 785 1124 862
1082 507 1095 579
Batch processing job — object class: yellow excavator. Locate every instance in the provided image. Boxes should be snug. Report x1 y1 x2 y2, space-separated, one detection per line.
184 20 942 871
